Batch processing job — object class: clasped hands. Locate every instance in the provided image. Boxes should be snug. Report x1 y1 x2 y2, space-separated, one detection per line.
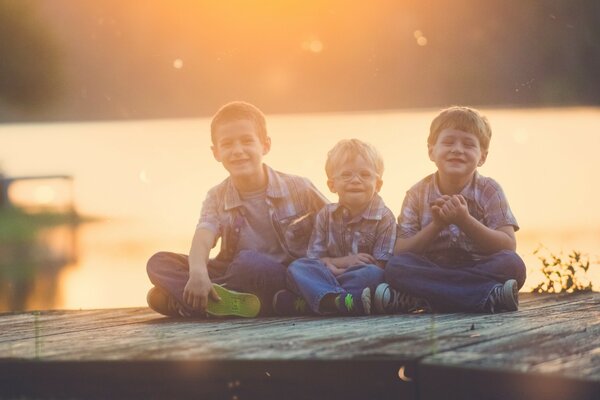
321 253 377 276
430 194 470 227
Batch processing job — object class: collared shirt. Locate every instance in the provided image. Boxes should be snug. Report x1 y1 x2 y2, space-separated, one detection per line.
197 164 329 264
398 171 519 263
307 194 397 261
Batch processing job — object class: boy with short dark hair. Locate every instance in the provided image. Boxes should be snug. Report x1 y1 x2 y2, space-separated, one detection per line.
146 101 328 317
375 106 526 314
274 139 396 316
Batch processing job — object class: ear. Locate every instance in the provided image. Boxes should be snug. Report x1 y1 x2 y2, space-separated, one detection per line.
477 149 488 167
428 143 435 161
211 145 221 162
262 136 272 156
375 177 383 193
327 179 337 194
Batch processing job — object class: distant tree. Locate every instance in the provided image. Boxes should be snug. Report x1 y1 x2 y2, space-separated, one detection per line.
0 0 62 113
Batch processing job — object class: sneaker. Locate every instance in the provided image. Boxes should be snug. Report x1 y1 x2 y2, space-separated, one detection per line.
272 290 310 316
486 279 519 313
207 284 261 318
147 286 190 317
374 283 431 314
335 288 372 315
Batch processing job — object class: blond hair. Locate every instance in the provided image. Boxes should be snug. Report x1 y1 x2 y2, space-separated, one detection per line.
428 106 492 150
210 101 268 145
325 139 384 178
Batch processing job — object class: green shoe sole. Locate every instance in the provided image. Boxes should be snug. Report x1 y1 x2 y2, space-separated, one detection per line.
207 284 261 318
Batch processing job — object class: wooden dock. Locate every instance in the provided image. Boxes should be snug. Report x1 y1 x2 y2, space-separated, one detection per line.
0 292 598 399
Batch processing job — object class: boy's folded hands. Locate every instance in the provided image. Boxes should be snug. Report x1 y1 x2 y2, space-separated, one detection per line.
431 195 469 226
321 253 378 276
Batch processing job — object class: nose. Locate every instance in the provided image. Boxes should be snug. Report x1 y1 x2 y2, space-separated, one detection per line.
231 141 244 155
349 173 362 183
450 143 464 153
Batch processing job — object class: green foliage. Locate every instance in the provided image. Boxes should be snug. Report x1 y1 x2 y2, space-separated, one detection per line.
533 245 594 294
0 207 81 242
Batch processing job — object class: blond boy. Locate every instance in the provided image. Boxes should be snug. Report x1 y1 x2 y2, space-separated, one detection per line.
274 139 396 315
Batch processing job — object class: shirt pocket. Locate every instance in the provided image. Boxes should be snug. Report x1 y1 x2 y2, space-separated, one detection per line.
354 231 377 254
279 212 315 257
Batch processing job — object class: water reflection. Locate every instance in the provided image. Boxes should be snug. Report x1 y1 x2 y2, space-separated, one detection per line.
0 220 78 312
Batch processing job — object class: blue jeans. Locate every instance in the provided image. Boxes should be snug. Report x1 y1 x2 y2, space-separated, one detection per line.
385 250 526 313
287 257 385 314
146 250 287 316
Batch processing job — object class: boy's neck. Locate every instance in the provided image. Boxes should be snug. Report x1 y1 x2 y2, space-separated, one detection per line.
437 171 475 195
231 166 268 193
340 198 372 218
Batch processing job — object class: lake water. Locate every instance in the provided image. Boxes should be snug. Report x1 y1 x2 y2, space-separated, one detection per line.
1 107 599 311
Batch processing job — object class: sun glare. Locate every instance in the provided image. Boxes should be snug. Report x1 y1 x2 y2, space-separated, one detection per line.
34 185 56 205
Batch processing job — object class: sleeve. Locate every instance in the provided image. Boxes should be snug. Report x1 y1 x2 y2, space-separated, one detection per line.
306 207 329 259
372 208 398 261
195 187 222 237
482 182 519 231
397 189 422 238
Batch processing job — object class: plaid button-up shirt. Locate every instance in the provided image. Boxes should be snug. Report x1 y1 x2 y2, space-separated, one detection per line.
307 194 397 261
398 171 519 263
197 165 329 264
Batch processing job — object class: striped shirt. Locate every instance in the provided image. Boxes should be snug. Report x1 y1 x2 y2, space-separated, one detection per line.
307 194 397 261
197 164 329 264
398 171 519 262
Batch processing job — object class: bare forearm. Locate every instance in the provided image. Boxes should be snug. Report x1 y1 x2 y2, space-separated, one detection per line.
188 228 216 278
458 216 516 253
394 221 445 254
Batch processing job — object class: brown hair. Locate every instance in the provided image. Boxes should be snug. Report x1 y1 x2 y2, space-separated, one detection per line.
428 106 492 150
210 101 268 144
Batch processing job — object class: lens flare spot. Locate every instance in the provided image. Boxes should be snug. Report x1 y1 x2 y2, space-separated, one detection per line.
398 366 413 382
302 38 324 54
173 58 184 69
417 36 428 46
139 169 151 184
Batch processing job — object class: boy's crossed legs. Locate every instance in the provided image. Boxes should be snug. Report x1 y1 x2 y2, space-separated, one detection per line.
147 250 286 317
382 250 526 313
275 258 385 316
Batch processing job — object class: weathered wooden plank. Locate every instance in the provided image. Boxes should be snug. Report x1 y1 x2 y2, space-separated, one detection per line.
418 293 600 400
0 293 598 400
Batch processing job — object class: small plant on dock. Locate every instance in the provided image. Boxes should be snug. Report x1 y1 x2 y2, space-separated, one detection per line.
533 245 594 294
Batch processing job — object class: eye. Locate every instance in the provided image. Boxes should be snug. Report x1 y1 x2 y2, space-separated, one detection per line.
359 171 375 180
340 171 353 180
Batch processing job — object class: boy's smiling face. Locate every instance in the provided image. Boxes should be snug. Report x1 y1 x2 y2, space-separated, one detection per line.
211 119 271 186
327 155 382 215
429 128 487 183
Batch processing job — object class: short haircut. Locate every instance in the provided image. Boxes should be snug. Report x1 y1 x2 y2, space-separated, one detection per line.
210 101 268 144
325 139 384 179
428 106 492 151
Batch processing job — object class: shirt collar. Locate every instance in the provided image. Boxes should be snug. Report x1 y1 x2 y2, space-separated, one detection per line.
332 193 386 221
223 164 284 210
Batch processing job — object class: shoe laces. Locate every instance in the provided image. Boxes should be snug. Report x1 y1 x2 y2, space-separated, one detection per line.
389 289 429 313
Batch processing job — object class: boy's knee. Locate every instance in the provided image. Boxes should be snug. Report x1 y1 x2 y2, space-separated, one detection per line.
146 251 171 275
496 250 527 286
360 265 385 285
